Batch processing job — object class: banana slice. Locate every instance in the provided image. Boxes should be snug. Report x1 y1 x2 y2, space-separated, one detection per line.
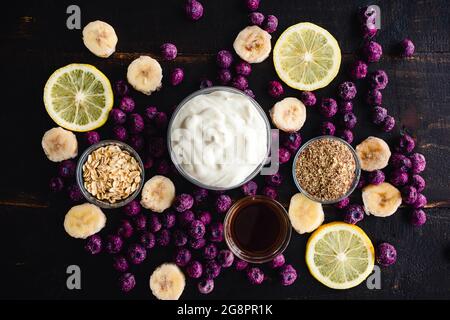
42 127 78 162
356 136 391 171
362 182 402 217
140 175 175 213
82 20 118 58
288 193 324 234
64 203 106 239
233 25 272 63
127 56 163 95
270 97 306 132
149 263 185 300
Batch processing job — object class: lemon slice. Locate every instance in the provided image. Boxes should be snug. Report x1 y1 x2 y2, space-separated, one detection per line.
305 222 375 289
44 64 113 132
273 22 341 91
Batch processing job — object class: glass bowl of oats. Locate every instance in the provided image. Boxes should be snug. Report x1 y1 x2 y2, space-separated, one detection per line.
76 140 145 209
292 135 361 204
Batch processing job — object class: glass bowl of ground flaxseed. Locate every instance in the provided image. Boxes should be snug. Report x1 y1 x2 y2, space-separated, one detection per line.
292 136 361 204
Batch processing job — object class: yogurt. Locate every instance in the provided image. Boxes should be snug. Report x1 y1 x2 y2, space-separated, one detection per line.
169 89 269 189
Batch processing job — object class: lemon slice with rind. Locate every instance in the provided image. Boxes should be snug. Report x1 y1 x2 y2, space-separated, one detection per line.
44 64 113 132
273 22 341 91
305 222 375 289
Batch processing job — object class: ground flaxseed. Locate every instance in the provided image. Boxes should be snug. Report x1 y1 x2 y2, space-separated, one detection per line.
295 138 356 201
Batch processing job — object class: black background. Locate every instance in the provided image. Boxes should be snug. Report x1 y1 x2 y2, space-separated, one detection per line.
0 0 449 300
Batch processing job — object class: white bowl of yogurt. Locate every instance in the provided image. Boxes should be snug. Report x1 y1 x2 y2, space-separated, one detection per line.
168 87 271 190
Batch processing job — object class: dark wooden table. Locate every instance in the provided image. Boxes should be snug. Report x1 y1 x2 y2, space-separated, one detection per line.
1 0 449 300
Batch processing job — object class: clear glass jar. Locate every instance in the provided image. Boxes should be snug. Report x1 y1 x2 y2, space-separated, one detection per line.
76 140 145 209
167 86 271 191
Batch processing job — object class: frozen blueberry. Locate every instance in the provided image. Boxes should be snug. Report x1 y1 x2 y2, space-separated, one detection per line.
400 38 415 58
185 0 204 21
198 278 214 294
234 258 249 271
343 204 365 224
216 50 233 69
209 222 224 243
338 100 353 114
246 0 260 11
300 91 317 107
193 188 209 205
411 174 426 193
174 248 192 267
197 211 212 226
85 131 100 146
412 193 427 209
189 220 206 239
249 12 264 26
381 115 395 132
389 170 409 187
396 133 416 154
112 125 128 142
334 197 350 209
241 180 258 196
247 267 264 285
358 5 377 24
129 135 144 151
170 229 187 248
58 160 76 178
279 264 297 286
140 231 156 249
113 255 129 272
376 242 397 267
244 89 256 99
401 185 418 205
372 106 388 125
338 81 357 100
268 80 284 98
217 68 232 85
67 183 84 202
148 137 166 158
321 121 336 136
128 113 145 134
216 195 232 214
156 229 171 246
199 78 213 89
217 249 234 268
262 186 278 200
170 68 184 86
105 234 123 254
269 254 285 269
410 209 426 226
357 174 367 189
204 260 221 279
161 211 176 229
160 43 177 61
282 132 302 152
390 153 412 172
117 220 134 239
320 98 338 118
362 40 383 63
340 112 357 129
189 237 206 250
174 194 194 212
231 75 249 91
156 159 170 175
119 96 135 113
265 172 283 187
144 106 158 122
85 234 102 255
133 214 147 231
338 129 354 144
49 176 64 193
178 210 195 228
148 214 162 233
186 261 203 279
279 147 291 164
410 153 426 174
369 70 389 90
366 89 382 105
123 200 141 216
114 80 129 97
361 23 378 39
349 60 368 80
235 61 252 76
155 111 168 129
367 170 385 185
264 15 278 33
203 243 218 260
118 273 135 293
